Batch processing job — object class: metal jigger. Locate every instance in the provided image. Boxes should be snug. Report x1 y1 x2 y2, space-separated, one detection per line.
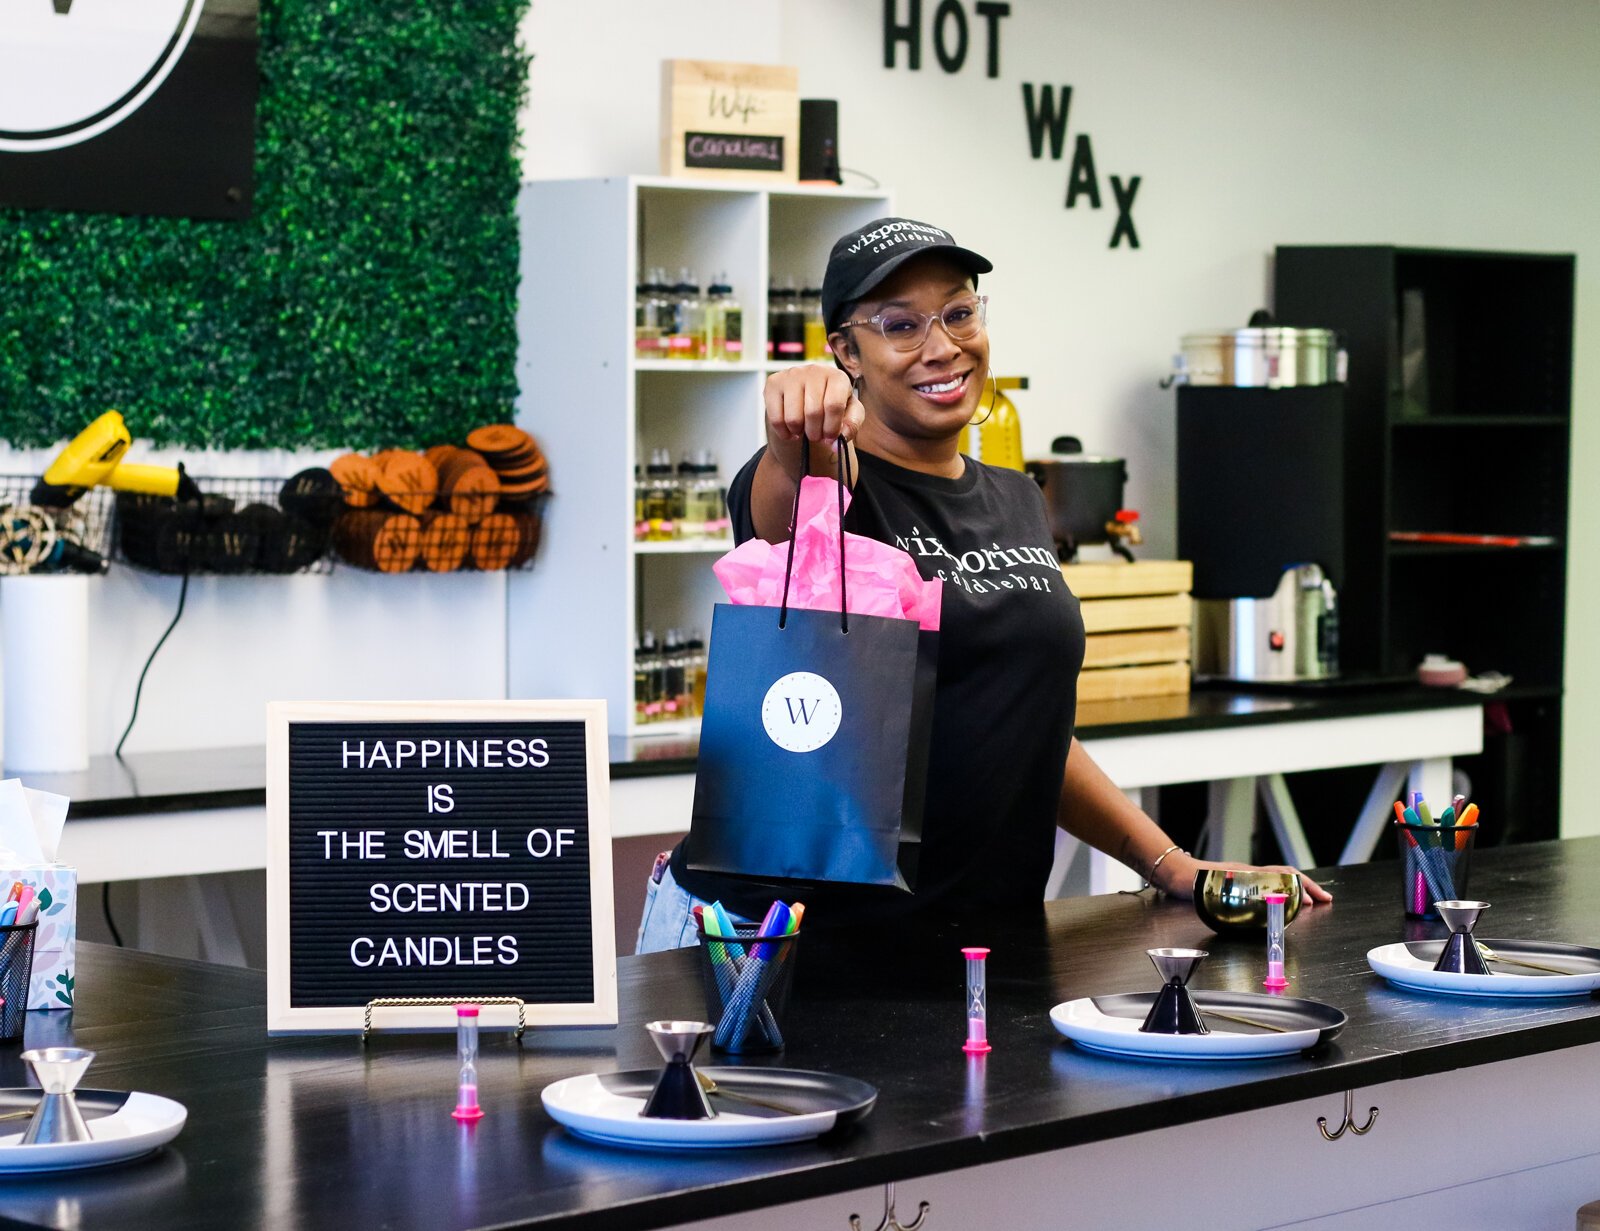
640 1021 717 1120
1432 901 1492 976
20 1047 96 1145
1139 948 1211 1035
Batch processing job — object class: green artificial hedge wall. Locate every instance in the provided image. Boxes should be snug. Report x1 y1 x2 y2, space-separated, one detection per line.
0 0 531 450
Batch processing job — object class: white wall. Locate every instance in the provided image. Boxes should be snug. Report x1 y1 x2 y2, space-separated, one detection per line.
0 445 508 756
522 0 1599 832
518 1 782 179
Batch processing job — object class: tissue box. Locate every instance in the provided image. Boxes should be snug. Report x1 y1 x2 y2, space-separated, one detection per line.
0 783 75 1009
5 865 76 1010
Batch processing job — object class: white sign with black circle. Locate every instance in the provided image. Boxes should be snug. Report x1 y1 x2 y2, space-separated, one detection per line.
0 0 203 152
0 0 259 219
760 671 843 753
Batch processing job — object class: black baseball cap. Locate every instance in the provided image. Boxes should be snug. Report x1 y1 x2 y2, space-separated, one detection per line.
821 217 993 333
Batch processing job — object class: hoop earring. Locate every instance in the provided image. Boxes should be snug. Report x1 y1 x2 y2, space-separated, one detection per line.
968 359 998 426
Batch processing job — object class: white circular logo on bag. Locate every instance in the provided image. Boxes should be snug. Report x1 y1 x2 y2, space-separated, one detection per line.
0 0 204 153
761 672 842 753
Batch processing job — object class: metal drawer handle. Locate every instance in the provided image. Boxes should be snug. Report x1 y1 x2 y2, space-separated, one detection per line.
1317 1089 1379 1141
850 1183 930 1231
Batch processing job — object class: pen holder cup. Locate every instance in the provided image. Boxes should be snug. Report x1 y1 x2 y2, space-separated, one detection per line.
0 923 37 1043
695 923 800 1055
1397 823 1476 920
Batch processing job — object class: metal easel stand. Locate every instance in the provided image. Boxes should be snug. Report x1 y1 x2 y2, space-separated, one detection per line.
361 996 527 1043
850 1183 930 1231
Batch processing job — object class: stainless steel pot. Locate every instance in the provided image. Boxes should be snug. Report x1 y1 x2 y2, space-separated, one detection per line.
1176 326 1344 389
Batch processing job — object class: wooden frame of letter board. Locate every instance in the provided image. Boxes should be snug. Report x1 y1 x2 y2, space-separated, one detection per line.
265 700 616 1035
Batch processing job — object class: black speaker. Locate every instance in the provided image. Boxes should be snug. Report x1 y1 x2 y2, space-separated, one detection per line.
799 99 841 184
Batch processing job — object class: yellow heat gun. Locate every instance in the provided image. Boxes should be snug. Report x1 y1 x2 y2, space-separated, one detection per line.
31 410 199 508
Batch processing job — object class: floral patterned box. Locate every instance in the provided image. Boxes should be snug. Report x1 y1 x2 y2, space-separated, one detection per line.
8 865 75 1010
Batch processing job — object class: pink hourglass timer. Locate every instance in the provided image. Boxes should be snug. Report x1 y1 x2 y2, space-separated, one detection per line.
1263 892 1289 990
962 947 991 1054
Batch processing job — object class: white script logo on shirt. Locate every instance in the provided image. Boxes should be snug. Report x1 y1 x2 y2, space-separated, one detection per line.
893 527 1061 597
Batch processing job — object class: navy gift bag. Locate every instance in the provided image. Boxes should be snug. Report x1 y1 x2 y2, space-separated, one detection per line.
683 452 934 893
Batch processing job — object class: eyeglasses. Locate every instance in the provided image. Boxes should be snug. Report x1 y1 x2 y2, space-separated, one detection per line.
838 294 988 352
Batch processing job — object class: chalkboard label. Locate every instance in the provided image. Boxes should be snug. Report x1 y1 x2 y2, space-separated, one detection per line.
267 701 615 1034
684 131 785 172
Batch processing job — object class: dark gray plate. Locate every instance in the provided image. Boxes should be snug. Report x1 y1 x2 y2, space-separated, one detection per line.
1088 991 1347 1047
597 1068 877 1125
1402 936 1600 976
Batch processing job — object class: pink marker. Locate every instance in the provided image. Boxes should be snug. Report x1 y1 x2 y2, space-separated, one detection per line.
1263 893 1289 990
962 947 991 1054
452 1004 484 1121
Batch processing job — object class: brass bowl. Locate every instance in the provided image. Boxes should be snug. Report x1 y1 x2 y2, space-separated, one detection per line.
1193 869 1303 934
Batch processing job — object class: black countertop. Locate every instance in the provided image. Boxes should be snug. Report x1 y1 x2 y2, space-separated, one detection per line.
23 685 1484 818
2 837 1594 1230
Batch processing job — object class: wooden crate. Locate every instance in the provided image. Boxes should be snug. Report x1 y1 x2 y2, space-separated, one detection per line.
660 60 799 184
1062 560 1193 701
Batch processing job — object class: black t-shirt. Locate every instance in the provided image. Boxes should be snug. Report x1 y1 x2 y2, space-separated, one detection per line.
673 447 1085 924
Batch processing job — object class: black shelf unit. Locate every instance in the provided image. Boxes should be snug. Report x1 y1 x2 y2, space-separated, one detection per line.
1273 245 1574 843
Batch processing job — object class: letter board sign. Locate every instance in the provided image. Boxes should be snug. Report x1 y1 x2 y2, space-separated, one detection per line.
266 700 615 1035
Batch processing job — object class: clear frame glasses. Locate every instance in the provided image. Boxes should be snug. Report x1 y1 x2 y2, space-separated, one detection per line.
839 294 988 352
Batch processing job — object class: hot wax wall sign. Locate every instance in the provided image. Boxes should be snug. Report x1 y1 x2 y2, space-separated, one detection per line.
266 700 615 1035
881 0 1146 249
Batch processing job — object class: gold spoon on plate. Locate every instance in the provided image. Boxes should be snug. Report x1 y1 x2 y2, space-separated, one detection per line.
694 1070 803 1115
1474 943 1572 976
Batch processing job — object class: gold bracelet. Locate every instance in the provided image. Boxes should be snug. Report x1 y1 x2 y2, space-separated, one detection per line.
1142 844 1184 892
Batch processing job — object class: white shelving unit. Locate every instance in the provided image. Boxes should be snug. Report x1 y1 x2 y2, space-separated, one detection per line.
509 176 893 735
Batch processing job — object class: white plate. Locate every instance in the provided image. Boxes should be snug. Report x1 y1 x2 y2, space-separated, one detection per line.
1367 941 1600 998
541 1068 875 1150
0 1091 187 1175
1049 994 1339 1062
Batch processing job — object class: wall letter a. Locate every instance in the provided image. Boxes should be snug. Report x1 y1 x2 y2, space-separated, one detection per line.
1065 134 1101 209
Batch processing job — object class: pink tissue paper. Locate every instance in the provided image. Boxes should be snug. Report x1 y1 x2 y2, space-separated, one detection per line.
713 477 942 631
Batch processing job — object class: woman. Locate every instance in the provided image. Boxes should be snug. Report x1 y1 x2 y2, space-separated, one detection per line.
637 217 1329 953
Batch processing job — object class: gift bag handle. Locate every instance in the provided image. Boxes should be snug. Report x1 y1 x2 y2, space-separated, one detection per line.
779 442 854 633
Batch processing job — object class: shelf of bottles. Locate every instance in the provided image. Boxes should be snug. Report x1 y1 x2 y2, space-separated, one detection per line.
627 263 839 733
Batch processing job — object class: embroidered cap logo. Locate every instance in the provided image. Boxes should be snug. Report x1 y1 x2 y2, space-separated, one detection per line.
760 671 843 753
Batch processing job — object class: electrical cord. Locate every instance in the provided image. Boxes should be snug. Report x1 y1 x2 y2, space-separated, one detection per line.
840 166 881 189
102 881 124 947
114 563 190 759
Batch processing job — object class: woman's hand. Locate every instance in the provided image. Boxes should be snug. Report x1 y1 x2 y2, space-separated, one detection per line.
1155 851 1332 904
762 363 864 449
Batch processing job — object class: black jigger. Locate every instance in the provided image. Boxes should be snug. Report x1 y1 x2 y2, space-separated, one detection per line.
640 1020 717 1120
1139 948 1210 1035
1432 900 1492 975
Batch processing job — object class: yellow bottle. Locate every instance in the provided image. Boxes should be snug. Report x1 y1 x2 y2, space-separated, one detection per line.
966 376 1027 471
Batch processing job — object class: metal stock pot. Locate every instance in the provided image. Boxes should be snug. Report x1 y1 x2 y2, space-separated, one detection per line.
1175 324 1343 389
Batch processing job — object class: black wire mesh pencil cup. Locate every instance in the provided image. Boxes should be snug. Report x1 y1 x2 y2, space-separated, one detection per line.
1397 822 1476 920
694 922 800 1054
0 923 38 1043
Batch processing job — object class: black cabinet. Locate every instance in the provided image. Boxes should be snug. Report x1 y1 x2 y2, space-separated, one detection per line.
1274 246 1573 842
